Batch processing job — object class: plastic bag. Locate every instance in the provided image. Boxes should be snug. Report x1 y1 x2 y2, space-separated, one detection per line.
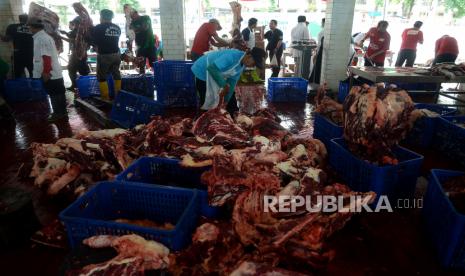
270 54 278 67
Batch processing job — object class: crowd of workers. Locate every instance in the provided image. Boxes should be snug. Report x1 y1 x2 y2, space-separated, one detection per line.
0 4 461 123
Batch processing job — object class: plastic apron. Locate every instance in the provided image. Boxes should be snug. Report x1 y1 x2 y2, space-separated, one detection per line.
202 52 245 110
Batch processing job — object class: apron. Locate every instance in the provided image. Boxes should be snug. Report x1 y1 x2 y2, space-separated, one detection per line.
202 52 245 110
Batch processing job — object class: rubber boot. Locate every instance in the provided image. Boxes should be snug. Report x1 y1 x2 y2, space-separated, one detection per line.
99 81 110 101
113 79 121 98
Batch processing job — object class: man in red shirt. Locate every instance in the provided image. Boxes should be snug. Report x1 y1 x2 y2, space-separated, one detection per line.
434 35 459 65
191 19 230 61
395 21 423 67
359 21 390 67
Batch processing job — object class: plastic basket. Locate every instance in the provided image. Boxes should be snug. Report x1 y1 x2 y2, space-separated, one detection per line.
267 77 308 102
337 81 350 103
313 112 343 150
403 103 458 148
422 169 465 269
59 181 199 251
3 78 47 103
153 60 195 88
329 138 424 204
121 74 154 98
434 116 465 169
77 75 114 99
110 90 164 129
156 86 198 107
116 157 220 219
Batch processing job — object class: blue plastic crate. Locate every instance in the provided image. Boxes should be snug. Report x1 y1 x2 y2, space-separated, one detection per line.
313 112 343 150
122 74 154 98
156 85 198 107
434 116 465 169
403 103 458 148
116 157 220 219
110 90 164 129
59 181 199 251
153 60 195 88
3 78 47 103
329 138 424 204
423 169 465 269
337 81 350 103
267 77 308 102
77 75 115 99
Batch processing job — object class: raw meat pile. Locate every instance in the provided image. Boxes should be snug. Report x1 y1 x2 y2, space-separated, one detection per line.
343 84 420 164
314 83 343 125
67 235 169 275
415 63 465 79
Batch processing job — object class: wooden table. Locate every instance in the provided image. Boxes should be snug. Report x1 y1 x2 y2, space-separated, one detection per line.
348 66 465 107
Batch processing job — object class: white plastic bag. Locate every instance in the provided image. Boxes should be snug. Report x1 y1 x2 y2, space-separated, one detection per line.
270 54 278 67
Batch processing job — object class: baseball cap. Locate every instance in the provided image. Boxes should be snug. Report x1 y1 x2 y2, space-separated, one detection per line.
209 18 222 31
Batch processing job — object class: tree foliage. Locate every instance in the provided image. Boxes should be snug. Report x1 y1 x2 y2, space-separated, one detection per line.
81 0 110 15
391 0 415 18
117 0 141 13
444 0 465 18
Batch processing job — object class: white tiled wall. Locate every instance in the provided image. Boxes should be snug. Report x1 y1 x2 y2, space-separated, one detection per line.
160 0 186 60
321 0 356 91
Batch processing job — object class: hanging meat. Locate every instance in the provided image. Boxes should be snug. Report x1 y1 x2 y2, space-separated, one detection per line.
343 84 419 164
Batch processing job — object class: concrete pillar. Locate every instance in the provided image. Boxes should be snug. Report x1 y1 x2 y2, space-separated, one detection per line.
321 0 356 91
0 0 26 77
159 0 186 60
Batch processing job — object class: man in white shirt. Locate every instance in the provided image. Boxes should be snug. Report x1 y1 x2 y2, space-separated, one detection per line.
241 18 257 50
291 15 311 77
28 17 67 122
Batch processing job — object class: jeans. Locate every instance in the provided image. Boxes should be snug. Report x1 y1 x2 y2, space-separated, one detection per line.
395 49 416 67
433 54 457 65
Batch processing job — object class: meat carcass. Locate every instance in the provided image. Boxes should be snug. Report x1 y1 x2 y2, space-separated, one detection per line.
77 234 170 272
343 85 417 164
314 82 343 125
230 261 309 276
193 104 249 148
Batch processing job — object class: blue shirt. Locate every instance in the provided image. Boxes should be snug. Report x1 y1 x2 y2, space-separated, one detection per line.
191 49 245 81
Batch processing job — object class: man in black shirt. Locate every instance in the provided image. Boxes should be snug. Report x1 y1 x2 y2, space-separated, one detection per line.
130 11 155 74
1 14 33 78
60 17 90 90
91 9 121 100
265 19 284 77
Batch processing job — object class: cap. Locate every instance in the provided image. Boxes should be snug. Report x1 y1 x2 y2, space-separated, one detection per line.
27 17 44 27
209 18 222 30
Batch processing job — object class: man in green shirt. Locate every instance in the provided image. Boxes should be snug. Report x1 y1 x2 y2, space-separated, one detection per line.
130 11 155 74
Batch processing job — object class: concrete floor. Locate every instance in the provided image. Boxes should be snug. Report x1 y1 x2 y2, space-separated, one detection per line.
0 91 462 275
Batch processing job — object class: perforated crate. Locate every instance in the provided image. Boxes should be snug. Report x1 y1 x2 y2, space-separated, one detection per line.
423 169 465 270
313 112 343 149
337 81 350 103
121 74 154 98
434 116 465 169
116 157 221 219
3 78 47 103
267 77 308 102
403 103 457 148
153 60 195 88
76 75 114 99
110 90 164 129
156 86 198 107
329 138 424 204
59 181 199 251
